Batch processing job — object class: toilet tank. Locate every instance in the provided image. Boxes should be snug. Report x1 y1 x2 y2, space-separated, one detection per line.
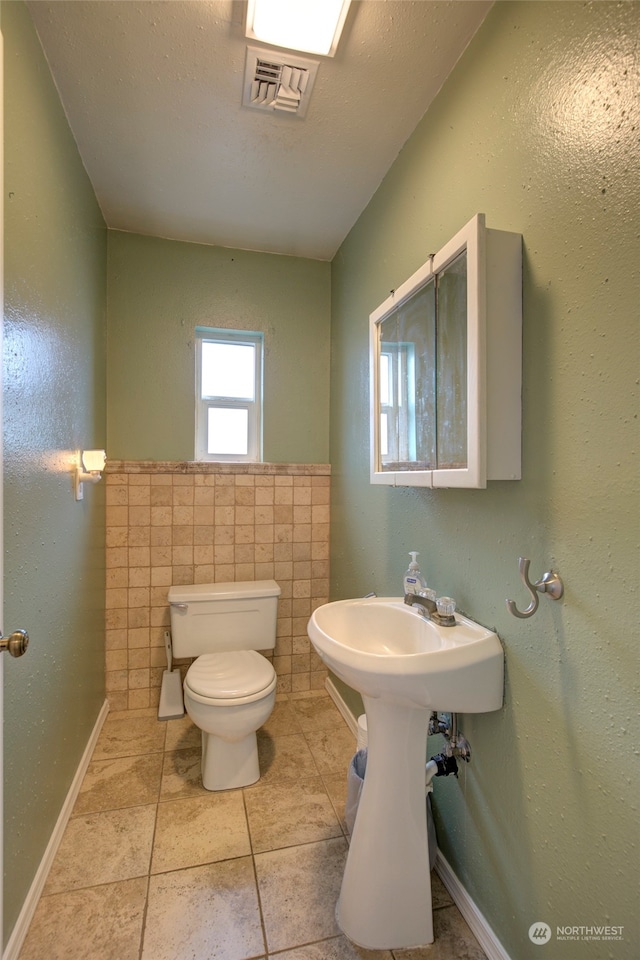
168 580 281 658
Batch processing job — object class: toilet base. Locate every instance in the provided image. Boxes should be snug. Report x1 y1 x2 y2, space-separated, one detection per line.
201 729 260 791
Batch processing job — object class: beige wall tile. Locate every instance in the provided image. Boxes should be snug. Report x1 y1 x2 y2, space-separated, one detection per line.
151 566 172 587
106 568 128 589
105 464 330 708
151 485 172 506
150 527 172 546
106 649 127 672
172 565 195 584
128 608 150 628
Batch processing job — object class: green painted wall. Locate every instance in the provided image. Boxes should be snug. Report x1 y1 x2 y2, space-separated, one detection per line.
107 231 331 463
330 3 639 958
2 1 107 945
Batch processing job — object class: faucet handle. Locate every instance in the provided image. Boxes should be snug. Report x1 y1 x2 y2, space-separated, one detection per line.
436 597 456 618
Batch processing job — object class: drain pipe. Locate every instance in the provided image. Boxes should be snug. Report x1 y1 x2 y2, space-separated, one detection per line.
427 753 459 781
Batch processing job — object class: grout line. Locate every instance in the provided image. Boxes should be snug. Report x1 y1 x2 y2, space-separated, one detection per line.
246 799 270 960
136 876 151 960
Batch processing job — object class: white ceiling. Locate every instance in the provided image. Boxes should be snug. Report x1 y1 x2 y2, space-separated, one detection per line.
27 0 492 260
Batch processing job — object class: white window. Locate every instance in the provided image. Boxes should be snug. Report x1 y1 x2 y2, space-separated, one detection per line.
195 328 263 461
379 341 417 463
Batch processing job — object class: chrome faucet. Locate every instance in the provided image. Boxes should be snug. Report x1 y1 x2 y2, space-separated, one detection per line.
404 592 456 627
404 592 437 617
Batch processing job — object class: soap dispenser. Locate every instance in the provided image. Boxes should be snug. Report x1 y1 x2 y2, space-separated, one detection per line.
403 552 427 596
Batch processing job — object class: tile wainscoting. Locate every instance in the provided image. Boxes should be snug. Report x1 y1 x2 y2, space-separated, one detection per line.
105 461 331 711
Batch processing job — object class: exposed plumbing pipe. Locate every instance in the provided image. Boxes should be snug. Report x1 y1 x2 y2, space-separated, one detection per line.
429 711 472 764
428 753 459 779
425 758 439 787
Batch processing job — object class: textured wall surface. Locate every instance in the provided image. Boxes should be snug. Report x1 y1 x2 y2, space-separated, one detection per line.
107 231 331 464
330 2 639 958
2 0 107 944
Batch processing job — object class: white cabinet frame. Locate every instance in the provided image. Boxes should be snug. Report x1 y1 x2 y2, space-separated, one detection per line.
369 214 522 489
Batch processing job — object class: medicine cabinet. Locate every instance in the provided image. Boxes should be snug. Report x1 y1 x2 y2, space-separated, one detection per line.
369 213 522 488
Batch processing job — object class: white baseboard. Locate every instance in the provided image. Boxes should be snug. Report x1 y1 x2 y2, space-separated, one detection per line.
3 700 110 960
325 676 358 738
325 679 511 960
435 852 511 960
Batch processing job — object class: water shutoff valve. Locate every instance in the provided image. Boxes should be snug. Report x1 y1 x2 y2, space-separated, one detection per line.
453 734 471 762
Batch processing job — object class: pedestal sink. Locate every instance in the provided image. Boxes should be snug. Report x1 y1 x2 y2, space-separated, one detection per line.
307 596 504 950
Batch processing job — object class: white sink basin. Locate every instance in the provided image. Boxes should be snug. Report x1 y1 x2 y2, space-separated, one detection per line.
307 596 503 712
307 596 504 950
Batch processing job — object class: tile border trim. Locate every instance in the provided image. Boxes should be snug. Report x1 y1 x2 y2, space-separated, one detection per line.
106 460 331 476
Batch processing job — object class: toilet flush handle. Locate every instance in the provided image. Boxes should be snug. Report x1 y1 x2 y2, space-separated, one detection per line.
170 602 188 611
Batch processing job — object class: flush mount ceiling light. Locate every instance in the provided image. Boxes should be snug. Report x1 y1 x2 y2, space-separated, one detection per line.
245 0 351 58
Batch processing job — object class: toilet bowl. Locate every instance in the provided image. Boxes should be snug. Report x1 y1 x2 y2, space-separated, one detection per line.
168 579 281 791
183 650 277 790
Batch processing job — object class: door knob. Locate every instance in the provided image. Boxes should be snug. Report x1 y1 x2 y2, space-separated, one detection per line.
0 629 29 657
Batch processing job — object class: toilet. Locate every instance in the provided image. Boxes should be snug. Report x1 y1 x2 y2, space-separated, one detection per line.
168 579 281 791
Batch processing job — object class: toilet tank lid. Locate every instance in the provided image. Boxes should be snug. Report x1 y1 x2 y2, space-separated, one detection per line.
168 579 281 603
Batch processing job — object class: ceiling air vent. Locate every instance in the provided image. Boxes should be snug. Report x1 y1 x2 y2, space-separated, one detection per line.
243 45 320 119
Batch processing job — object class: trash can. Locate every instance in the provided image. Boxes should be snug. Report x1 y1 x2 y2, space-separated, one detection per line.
345 747 368 835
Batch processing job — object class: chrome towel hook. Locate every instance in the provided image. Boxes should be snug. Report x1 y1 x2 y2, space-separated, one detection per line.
506 557 564 619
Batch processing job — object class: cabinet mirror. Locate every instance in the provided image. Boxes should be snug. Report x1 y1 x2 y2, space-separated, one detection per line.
369 214 522 488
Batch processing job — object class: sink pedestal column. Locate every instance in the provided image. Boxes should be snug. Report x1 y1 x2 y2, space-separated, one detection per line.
337 696 434 949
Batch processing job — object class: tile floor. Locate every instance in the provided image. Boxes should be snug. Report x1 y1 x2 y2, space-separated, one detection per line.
19 691 487 960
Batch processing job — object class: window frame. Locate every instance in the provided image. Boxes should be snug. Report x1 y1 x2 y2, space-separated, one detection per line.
195 327 263 462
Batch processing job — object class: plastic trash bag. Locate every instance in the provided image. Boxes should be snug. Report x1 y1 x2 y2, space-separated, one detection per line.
345 748 368 834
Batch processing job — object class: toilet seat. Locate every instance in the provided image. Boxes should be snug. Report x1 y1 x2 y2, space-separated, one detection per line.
184 651 276 706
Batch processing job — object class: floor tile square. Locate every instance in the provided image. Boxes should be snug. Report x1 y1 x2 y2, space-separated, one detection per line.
164 714 200 753
152 793 251 873
160 745 206 799
304 725 356 776
142 858 264 960
256 733 320 783
259 699 302 738
244 776 342 852
74 753 163 814
393 904 486 959
93 715 166 760
322 772 349 834
292 695 349 733
19 878 147 960
431 872 455 910
273 934 392 959
44 805 156 893
255 837 348 953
